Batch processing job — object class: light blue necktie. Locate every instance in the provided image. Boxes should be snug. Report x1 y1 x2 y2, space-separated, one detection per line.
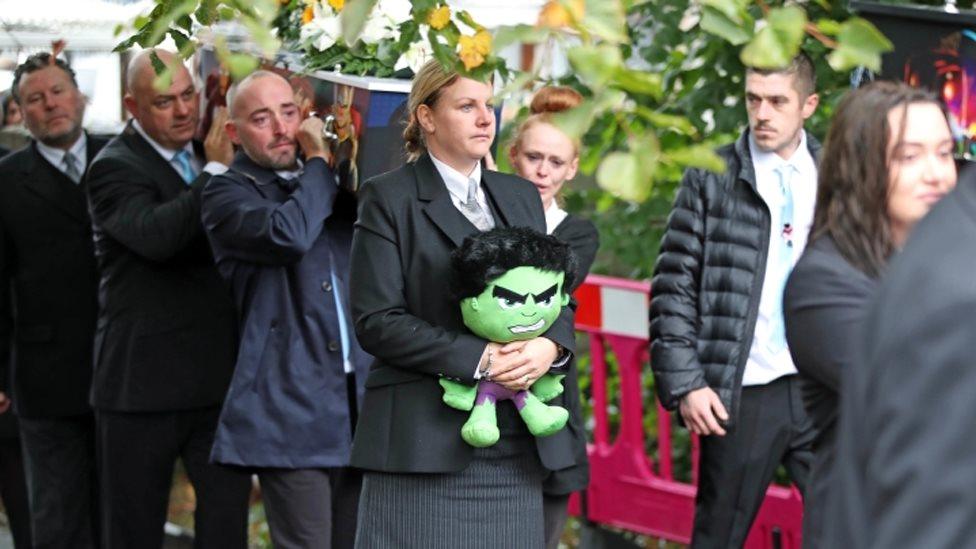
767 163 795 354
172 150 195 184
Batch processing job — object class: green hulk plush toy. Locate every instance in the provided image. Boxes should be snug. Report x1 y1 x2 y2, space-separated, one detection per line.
440 226 578 448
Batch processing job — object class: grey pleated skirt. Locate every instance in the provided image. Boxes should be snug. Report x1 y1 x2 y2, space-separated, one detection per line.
354 433 546 548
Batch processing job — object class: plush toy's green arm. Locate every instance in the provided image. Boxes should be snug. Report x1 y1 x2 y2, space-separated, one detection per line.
530 374 565 402
439 379 478 411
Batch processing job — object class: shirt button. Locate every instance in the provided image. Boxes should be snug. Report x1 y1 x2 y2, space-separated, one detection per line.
321 280 333 292
328 341 340 352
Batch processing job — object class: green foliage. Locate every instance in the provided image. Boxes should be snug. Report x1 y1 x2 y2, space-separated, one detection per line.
557 0 885 278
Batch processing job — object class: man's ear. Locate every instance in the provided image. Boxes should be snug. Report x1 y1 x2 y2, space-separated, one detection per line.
122 94 137 119
225 119 240 146
560 292 570 306
469 297 480 311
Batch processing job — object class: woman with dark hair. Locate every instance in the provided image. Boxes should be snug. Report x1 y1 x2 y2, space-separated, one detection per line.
349 60 579 547
783 80 957 548
508 85 598 548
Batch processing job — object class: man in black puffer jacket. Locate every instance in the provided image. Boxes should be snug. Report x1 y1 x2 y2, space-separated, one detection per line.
650 54 821 548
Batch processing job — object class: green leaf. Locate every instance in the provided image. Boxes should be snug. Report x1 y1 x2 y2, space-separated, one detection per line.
225 54 260 80
242 16 281 57
551 99 600 141
635 107 697 136
700 6 752 46
149 50 166 75
134 15 150 30
597 151 651 202
169 29 191 52
667 144 726 173
494 70 535 102
583 0 629 44
740 5 806 68
177 14 193 33
701 0 750 22
455 10 483 32
218 6 236 20
150 52 173 92
827 17 893 72
493 24 550 50
196 0 218 26
341 0 378 46
815 18 841 36
568 44 622 88
611 67 662 99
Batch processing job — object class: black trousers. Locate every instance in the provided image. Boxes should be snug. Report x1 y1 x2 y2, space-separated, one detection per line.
692 375 815 549
542 493 570 549
19 414 97 549
259 466 362 549
0 436 31 548
96 407 251 549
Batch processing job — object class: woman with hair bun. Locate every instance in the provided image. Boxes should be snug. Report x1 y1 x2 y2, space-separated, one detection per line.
349 61 580 547
509 86 599 549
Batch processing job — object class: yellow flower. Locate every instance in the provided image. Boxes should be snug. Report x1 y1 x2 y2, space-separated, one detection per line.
537 0 584 28
428 6 451 30
302 6 315 25
327 0 344 10
458 31 491 70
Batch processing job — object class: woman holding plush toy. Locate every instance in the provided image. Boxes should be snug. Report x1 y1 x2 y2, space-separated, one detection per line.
508 85 600 549
349 60 580 548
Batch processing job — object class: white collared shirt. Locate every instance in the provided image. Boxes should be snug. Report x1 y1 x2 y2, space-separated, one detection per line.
130 119 228 178
429 153 488 214
36 133 87 181
544 201 568 235
742 130 817 387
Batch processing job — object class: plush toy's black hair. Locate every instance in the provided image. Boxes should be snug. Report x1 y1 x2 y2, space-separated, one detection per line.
451 226 578 298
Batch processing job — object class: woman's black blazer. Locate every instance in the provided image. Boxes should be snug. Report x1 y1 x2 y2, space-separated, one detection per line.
349 153 578 474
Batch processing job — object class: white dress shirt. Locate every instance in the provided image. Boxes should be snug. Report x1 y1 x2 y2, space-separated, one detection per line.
130 119 228 177
742 130 817 386
36 133 87 181
544 201 568 235
429 153 487 213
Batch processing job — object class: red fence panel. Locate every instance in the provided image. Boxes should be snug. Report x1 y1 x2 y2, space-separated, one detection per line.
568 274 803 548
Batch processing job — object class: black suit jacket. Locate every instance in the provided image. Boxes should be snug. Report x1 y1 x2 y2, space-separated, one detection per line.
349 153 578 473
86 123 237 412
0 136 107 418
831 169 976 548
783 234 876 549
544 213 599 495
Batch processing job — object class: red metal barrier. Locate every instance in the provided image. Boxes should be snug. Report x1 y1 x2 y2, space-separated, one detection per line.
567 274 803 548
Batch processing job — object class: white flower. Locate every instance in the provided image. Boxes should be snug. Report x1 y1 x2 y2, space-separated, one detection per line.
395 31 434 74
376 0 411 23
301 8 342 51
360 11 399 44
